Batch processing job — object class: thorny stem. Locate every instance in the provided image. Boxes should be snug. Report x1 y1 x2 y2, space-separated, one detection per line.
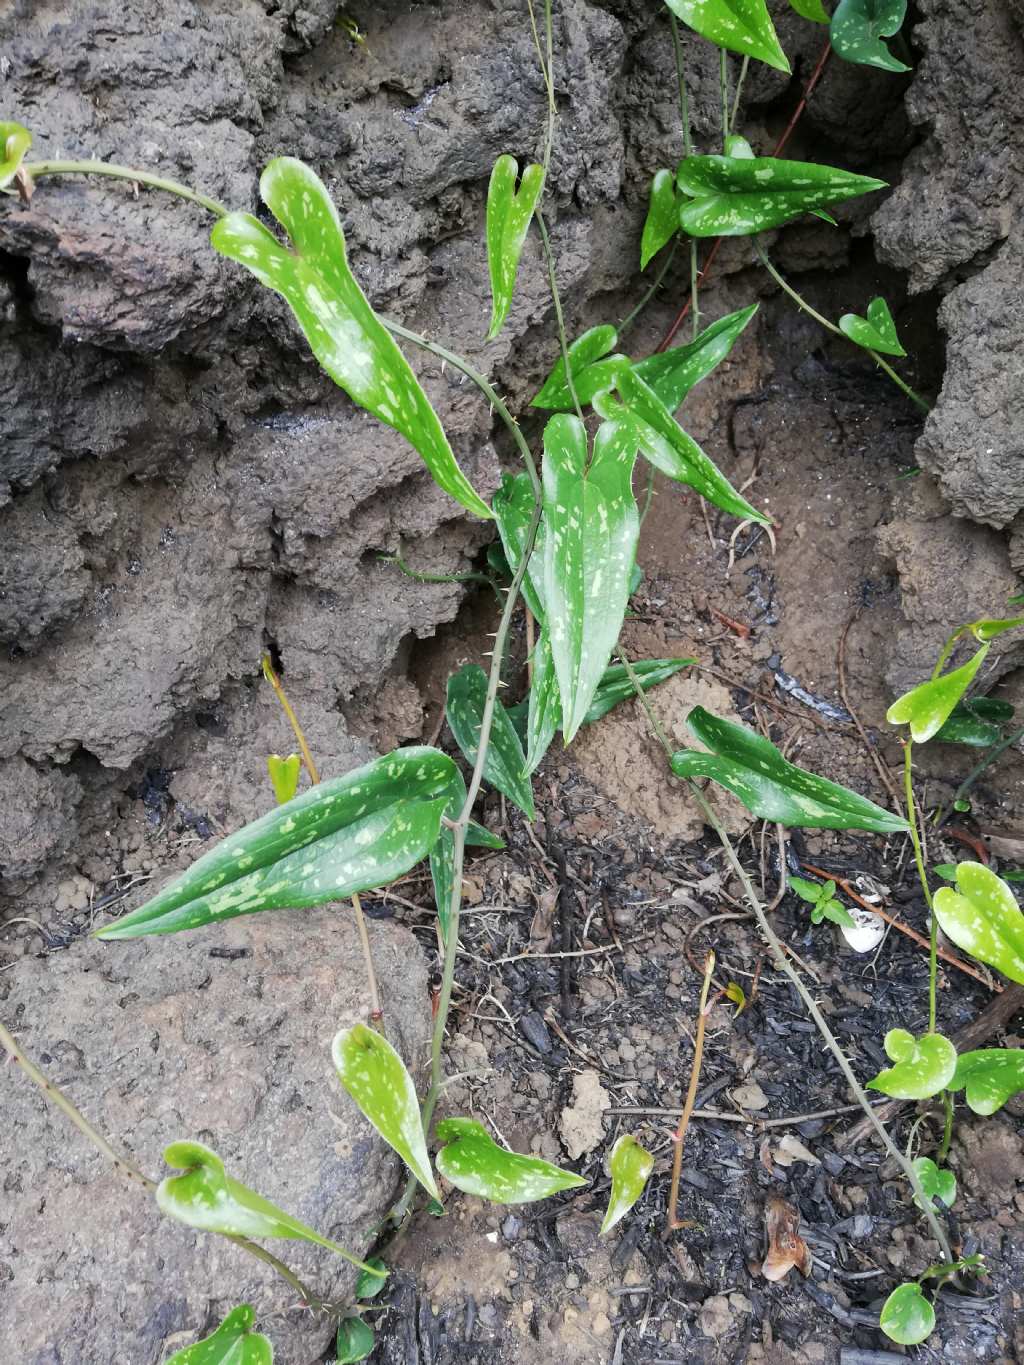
903 741 938 1032
666 950 715 1231
754 241 931 414
380 553 500 599
616 656 955 1265
22 160 229 217
0 1020 327 1308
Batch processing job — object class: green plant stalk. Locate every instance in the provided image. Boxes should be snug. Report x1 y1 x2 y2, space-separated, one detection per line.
617 655 955 1264
22 160 229 217
730 55 750 130
618 239 678 335
754 241 930 414
380 553 500 598
0 1019 326 1309
939 1091 954 1164
667 12 700 340
929 627 965 681
941 723 1024 823
536 209 585 425
903 741 938 1032
720 49 731 142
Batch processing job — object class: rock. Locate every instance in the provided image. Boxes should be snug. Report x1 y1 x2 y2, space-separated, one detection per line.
0 909 430 1364
698 1293 735 1339
732 1081 769 1112
558 1069 610 1160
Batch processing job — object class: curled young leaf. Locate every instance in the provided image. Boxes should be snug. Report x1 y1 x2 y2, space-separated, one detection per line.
641 169 679 269
266 753 302 805
0 121 32 190
542 415 640 743
632 305 758 413
676 153 885 237
670 707 909 833
866 1028 957 1100
333 1023 440 1199
664 0 791 73
165 1304 272 1365
531 324 624 411
486 155 545 340
600 1134 654 1236
886 644 990 743
879 1282 935 1346
435 1117 586 1203
838 296 906 356
446 664 536 819
211 158 491 520
335 1317 375 1363
950 1048 1024 1116
969 614 1024 641
912 1156 956 1211
831 0 910 73
933 862 1024 985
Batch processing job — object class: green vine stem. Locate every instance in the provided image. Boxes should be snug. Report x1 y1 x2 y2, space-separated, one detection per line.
719 50 731 142
22 160 229 217
617 239 678 336
903 740 938 1032
730 55 750 131
536 209 586 425
379 553 500 597
667 12 700 340
937 723 1024 827
754 240 931 414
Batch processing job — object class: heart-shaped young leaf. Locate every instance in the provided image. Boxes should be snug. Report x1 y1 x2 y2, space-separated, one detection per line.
211 159 490 521
492 472 546 620
912 1156 957 1210
266 753 302 805
355 1258 388 1300
664 0 791 72
641 169 680 269
335 1318 375 1363
0 122 32 190
934 697 1012 748
428 768 507 941
866 1029 957 1100
333 1023 440 1199
446 664 535 818
969 614 1024 641
886 644 990 744
880 1282 935 1346
531 324 624 411
600 373 766 523
542 415 640 743
831 0 910 73
950 1048 1024 1115
787 0 830 23
96 747 457 938
670 707 909 833
632 305 758 412
156 1141 385 1276
486 154 545 340
676 153 886 237
933 862 1024 984
165 1304 272 1365
435 1117 587 1203
600 1134 654 1236
838 296 906 356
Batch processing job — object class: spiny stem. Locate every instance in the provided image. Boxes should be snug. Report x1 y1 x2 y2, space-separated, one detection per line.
903 741 938 1032
380 553 500 599
22 160 229 217
535 209 585 425
666 950 715 1231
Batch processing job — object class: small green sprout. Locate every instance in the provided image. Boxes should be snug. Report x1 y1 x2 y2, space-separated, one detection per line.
789 875 856 929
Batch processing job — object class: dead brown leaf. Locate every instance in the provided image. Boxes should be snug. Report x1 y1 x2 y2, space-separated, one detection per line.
760 1195 812 1282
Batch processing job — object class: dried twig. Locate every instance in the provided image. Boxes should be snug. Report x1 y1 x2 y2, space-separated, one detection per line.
666 951 715 1231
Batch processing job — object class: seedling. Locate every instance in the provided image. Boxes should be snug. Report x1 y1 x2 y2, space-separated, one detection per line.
789 876 856 929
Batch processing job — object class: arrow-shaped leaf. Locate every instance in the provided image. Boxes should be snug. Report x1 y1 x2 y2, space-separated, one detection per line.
335 1318 375 1363
492 472 546 620
579 658 697 724
838 296 906 356
446 664 535 818
886 645 990 743
542 415 640 743
95 747 456 939
633 305 758 412
333 1023 440 1199
486 154 545 340
670 706 909 832
950 1048 1024 1115
211 158 491 520
912 1156 956 1210
676 152 886 237
531 325 628 412
266 753 302 805
165 1305 272 1365
879 1283 935 1346
933 862 1024 985
641 169 680 268
663 0 791 72
831 0 910 73
0 121 32 190
435 1118 587 1203
866 1028 957 1100
156 1141 385 1277
600 1134 654 1236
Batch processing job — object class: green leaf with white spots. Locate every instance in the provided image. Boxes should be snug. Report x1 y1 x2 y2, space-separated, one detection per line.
933 862 1024 985
435 1118 587 1203
266 753 302 805
838 296 906 356
211 158 491 521
0 122 31 191
969 614 1024 641
600 1134 654 1236
333 1023 440 1199
531 326 630 413
428 767 507 941
663 0 791 72
934 697 1013 748
788 0 830 23
542 414 640 744
492 472 546 620
446 664 535 819
597 375 766 523
641 169 680 269
486 154 545 340
335 1318 375 1363
886 645 990 743
912 1156 956 1210
95 747 456 939
866 1029 957 1100
165 1305 272 1365
676 153 886 237
879 1282 935 1346
950 1048 1024 1116
156 1142 387 1279
670 706 909 833
526 629 562 772
831 0 910 73
633 305 758 412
